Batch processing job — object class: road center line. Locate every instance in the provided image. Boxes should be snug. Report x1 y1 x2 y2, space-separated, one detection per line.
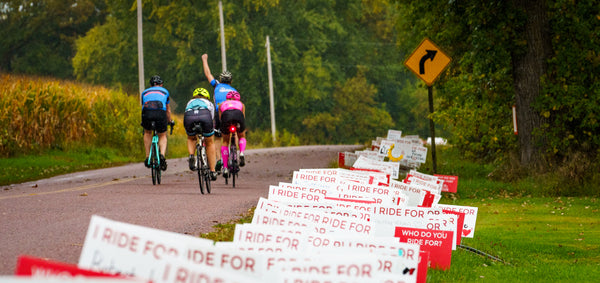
0 177 137 200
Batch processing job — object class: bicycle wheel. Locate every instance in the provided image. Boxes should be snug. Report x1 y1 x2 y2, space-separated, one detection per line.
201 146 211 194
157 164 161 184
232 161 236 188
230 145 238 188
150 144 158 185
196 145 204 194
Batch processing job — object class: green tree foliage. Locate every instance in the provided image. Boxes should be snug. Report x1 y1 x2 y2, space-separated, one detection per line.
395 1 600 169
303 68 394 144
71 0 423 145
0 0 107 78
540 0 600 158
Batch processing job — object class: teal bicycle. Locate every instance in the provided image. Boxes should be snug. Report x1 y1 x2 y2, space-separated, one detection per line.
146 121 174 185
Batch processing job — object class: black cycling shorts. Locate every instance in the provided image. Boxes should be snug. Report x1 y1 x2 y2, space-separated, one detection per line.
220 109 246 134
141 109 168 133
184 108 215 137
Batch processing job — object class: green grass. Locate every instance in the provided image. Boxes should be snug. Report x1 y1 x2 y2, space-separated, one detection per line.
196 146 600 282
0 146 138 186
430 197 600 282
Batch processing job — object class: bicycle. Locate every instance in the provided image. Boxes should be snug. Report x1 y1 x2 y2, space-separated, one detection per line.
223 123 240 188
191 123 211 194
146 121 174 185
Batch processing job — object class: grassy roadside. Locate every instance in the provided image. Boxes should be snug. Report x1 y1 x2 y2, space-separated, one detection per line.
0 146 138 186
2 144 599 281
198 146 600 282
202 197 600 282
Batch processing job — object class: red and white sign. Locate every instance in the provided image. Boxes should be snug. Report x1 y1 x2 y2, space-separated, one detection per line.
436 204 478 238
434 174 459 193
15 255 129 279
394 227 454 270
79 215 267 282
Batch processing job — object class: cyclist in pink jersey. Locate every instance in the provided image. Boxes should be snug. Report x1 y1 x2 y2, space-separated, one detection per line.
219 90 247 178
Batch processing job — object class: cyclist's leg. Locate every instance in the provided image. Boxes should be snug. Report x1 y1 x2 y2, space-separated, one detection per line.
158 131 168 156
141 109 154 159
238 131 247 153
221 133 230 170
143 129 153 158
186 135 197 170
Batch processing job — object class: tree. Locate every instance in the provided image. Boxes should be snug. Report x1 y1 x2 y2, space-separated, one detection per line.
302 69 394 144
511 0 553 167
0 0 107 78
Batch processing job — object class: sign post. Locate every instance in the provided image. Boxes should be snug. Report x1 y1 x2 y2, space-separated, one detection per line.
404 38 451 173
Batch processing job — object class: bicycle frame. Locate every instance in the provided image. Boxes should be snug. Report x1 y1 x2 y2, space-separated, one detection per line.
193 123 211 194
147 121 172 185
148 123 161 185
224 124 240 187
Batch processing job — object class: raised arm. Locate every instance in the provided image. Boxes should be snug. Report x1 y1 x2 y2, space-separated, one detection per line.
201 54 215 83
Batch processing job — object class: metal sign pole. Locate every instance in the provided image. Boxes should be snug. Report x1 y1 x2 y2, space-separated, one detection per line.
428 86 437 174
137 0 144 101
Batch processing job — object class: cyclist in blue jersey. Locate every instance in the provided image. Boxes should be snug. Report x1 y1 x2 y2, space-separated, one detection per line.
183 88 218 181
141 75 173 171
202 53 239 173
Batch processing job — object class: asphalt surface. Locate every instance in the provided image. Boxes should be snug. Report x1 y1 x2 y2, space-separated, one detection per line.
0 145 363 274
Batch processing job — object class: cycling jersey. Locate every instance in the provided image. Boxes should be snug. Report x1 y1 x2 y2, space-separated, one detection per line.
210 79 237 112
141 86 170 111
185 98 215 119
220 100 243 112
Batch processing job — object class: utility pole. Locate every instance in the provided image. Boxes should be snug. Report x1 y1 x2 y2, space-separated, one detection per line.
266 36 276 142
137 0 145 102
219 1 227 71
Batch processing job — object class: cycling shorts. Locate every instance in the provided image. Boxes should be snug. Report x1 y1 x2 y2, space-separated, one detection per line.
184 108 215 137
220 109 246 134
141 109 168 133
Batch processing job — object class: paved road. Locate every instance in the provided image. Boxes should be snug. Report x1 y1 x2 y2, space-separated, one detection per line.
0 145 363 274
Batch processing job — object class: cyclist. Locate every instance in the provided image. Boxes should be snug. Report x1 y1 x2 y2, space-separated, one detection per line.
183 87 218 181
219 90 247 178
141 75 173 171
201 53 238 174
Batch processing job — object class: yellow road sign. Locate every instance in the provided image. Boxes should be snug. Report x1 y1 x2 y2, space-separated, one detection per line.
404 38 451 86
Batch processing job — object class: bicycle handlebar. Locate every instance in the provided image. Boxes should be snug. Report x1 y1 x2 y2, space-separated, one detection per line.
168 120 175 135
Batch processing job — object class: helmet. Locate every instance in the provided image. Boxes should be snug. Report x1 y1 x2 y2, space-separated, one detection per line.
226 90 241 101
193 87 210 99
219 71 232 84
149 75 163 86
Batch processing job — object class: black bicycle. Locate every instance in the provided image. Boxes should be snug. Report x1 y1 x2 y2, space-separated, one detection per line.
146 121 173 185
223 123 240 188
191 123 211 194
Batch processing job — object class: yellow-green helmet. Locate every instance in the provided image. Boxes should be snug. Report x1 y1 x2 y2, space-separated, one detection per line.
193 87 210 99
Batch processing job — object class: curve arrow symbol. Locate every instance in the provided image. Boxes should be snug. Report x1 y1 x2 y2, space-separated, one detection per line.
419 49 437 74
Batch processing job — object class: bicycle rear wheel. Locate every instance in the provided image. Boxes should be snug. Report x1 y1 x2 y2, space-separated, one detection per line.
232 162 237 188
156 165 161 184
196 145 204 194
151 144 159 185
230 145 238 188
201 146 211 194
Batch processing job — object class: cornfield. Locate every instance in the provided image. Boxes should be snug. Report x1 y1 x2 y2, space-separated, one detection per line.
0 73 142 157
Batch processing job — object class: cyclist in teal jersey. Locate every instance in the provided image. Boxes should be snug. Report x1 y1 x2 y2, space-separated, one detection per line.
183 88 218 181
141 75 173 171
201 53 239 173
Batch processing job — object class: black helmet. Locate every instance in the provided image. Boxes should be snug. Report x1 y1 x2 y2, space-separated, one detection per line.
149 75 163 86
219 71 232 84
